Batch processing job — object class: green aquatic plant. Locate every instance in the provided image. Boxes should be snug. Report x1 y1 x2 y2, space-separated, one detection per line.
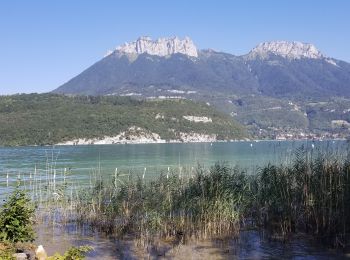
48 246 93 260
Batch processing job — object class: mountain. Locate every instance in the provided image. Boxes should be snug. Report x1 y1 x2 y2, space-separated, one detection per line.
54 36 350 99
53 37 350 139
53 36 259 97
0 94 246 146
244 41 350 98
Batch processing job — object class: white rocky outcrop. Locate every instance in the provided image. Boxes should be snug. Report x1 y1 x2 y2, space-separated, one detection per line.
183 116 212 123
247 41 323 60
56 126 219 145
155 113 165 119
325 58 338 66
246 41 339 66
107 36 198 57
331 120 350 128
56 127 166 145
178 132 217 142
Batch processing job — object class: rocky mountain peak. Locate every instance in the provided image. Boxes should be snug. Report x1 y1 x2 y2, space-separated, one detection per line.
107 36 198 57
247 41 324 60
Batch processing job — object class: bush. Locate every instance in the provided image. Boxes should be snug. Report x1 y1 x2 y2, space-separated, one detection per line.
0 188 35 243
48 246 93 260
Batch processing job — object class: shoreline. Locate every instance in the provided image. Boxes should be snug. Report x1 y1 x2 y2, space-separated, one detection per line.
0 137 347 148
54 137 347 146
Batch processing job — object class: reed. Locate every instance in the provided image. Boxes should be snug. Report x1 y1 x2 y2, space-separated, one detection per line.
2 147 350 248
65 163 250 245
254 148 350 246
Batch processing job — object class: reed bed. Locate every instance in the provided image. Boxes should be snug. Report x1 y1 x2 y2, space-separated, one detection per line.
72 163 250 245
2 147 350 247
254 148 350 246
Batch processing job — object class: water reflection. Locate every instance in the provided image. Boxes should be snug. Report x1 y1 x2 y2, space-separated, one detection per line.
35 223 348 259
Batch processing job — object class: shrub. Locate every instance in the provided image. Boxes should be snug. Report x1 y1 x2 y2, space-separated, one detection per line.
0 188 35 243
48 246 93 260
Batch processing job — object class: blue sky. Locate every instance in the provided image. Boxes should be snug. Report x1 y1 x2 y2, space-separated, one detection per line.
0 0 349 94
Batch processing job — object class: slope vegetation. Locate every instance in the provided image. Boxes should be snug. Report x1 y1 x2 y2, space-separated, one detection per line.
0 94 246 146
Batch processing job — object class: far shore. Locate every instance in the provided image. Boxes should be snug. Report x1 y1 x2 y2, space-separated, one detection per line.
54 137 347 146
0 137 347 148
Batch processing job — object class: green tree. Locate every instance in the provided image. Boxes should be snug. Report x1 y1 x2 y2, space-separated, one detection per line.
0 188 35 243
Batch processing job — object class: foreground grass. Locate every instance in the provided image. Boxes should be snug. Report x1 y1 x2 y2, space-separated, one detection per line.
255 149 350 245
5 148 350 249
73 163 250 245
44 149 346 248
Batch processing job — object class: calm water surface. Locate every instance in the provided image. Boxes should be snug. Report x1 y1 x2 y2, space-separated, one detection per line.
0 140 348 185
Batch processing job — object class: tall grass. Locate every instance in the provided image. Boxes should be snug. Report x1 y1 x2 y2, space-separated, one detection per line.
72 163 250 245
3 147 350 247
254 148 350 246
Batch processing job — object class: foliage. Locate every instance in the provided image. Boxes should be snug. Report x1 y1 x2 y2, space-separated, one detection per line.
0 93 246 146
47 246 93 260
213 95 350 139
0 188 35 243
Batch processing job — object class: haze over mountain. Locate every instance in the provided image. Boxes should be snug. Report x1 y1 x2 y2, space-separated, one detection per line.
53 36 350 139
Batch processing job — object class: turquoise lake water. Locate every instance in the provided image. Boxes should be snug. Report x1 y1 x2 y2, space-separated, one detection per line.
0 140 348 187
1 140 350 258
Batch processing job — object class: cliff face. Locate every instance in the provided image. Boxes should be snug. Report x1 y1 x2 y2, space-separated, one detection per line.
109 36 198 57
246 41 324 60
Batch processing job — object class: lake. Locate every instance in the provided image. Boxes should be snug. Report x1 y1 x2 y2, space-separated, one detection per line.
1 140 350 259
0 140 348 190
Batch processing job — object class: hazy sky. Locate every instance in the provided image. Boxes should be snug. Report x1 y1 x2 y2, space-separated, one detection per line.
0 0 349 94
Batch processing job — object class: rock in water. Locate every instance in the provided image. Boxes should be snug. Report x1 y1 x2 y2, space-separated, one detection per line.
35 245 48 260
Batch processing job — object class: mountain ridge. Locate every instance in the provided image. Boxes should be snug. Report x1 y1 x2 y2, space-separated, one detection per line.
104 36 336 61
106 36 198 58
52 36 350 139
54 36 350 98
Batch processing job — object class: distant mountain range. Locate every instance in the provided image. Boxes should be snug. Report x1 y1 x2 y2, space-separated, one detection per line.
53 36 350 139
